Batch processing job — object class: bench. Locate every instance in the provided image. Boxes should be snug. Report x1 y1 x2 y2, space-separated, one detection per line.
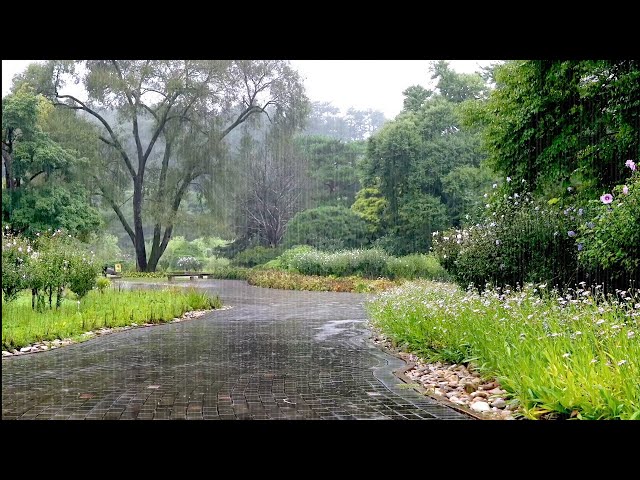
167 272 215 282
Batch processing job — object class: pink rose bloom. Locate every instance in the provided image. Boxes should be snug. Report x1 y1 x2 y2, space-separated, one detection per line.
626 159 636 171
623 185 629 195
600 193 614 204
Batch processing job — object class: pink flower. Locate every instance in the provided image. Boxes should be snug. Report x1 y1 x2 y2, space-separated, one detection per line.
626 159 636 171
600 193 614 204
622 185 629 195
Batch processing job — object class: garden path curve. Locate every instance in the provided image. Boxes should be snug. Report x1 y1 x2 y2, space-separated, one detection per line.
2 280 469 420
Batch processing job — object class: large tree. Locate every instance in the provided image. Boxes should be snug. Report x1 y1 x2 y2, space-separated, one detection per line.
2 84 101 238
464 60 640 197
41 60 307 271
235 127 309 247
359 63 492 253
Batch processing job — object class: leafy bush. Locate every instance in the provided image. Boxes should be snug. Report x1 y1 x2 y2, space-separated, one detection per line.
67 253 99 298
262 245 316 270
283 206 370 251
232 246 283 267
387 254 450 281
433 190 580 289
289 248 389 278
578 162 640 286
1 233 31 301
95 277 111 293
2 230 100 306
205 266 252 280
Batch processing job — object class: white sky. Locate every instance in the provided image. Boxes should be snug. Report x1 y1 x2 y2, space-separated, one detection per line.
2 60 497 119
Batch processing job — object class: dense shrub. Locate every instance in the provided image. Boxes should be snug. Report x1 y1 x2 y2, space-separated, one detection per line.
1 233 31 301
205 266 252 280
261 245 315 270
2 230 99 306
387 254 450 281
232 246 284 267
433 191 580 289
578 162 640 286
283 206 370 251
289 248 389 278
67 253 99 298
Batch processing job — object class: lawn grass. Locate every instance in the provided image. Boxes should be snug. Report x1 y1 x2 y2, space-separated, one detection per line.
367 281 640 420
2 286 221 350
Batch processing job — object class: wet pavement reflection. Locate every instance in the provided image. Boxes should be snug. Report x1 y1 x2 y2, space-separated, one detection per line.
2 280 469 420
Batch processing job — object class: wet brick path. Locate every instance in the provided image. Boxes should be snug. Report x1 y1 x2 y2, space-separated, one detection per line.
2 280 469 420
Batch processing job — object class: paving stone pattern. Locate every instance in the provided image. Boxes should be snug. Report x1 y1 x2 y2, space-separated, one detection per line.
2 280 469 420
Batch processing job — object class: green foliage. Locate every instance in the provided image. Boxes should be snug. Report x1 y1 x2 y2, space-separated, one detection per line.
2 85 101 239
158 236 228 271
247 270 396 293
1 234 31 301
2 287 222 349
290 248 390 278
261 245 315 270
9 183 102 240
361 66 490 252
433 191 580 289
295 135 364 207
367 281 640 420
232 246 284 267
67 253 99 298
273 247 448 281
95 277 111 293
120 271 166 278
283 206 369 250
205 266 251 280
431 60 488 103
466 60 640 198
441 165 495 226
86 233 122 267
1 230 99 306
351 187 387 236
578 164 640 282
386 254 450 281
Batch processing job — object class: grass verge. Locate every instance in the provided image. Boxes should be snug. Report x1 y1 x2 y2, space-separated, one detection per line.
2 287 221 350
366 281 639 420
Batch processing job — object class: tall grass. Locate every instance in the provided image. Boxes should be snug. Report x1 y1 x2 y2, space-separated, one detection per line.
280 248 449 280
367 281 640 420
2 287 221 350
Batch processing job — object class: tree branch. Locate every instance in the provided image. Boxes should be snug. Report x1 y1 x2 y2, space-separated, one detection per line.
55 94 136 179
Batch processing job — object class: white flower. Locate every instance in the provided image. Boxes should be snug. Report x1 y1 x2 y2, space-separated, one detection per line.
628 331 635 339
617 360 627 366
493 183 498 189
506 177 511 182
562 352 571 358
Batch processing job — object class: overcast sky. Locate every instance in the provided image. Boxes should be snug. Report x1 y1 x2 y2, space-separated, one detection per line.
2 60 497 120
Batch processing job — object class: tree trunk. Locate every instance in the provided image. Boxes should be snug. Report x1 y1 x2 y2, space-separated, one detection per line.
132 178 147 271
146 224 174 272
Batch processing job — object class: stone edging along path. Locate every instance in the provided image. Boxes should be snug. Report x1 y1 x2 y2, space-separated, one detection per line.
373 334 521 420
1 306 232 358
